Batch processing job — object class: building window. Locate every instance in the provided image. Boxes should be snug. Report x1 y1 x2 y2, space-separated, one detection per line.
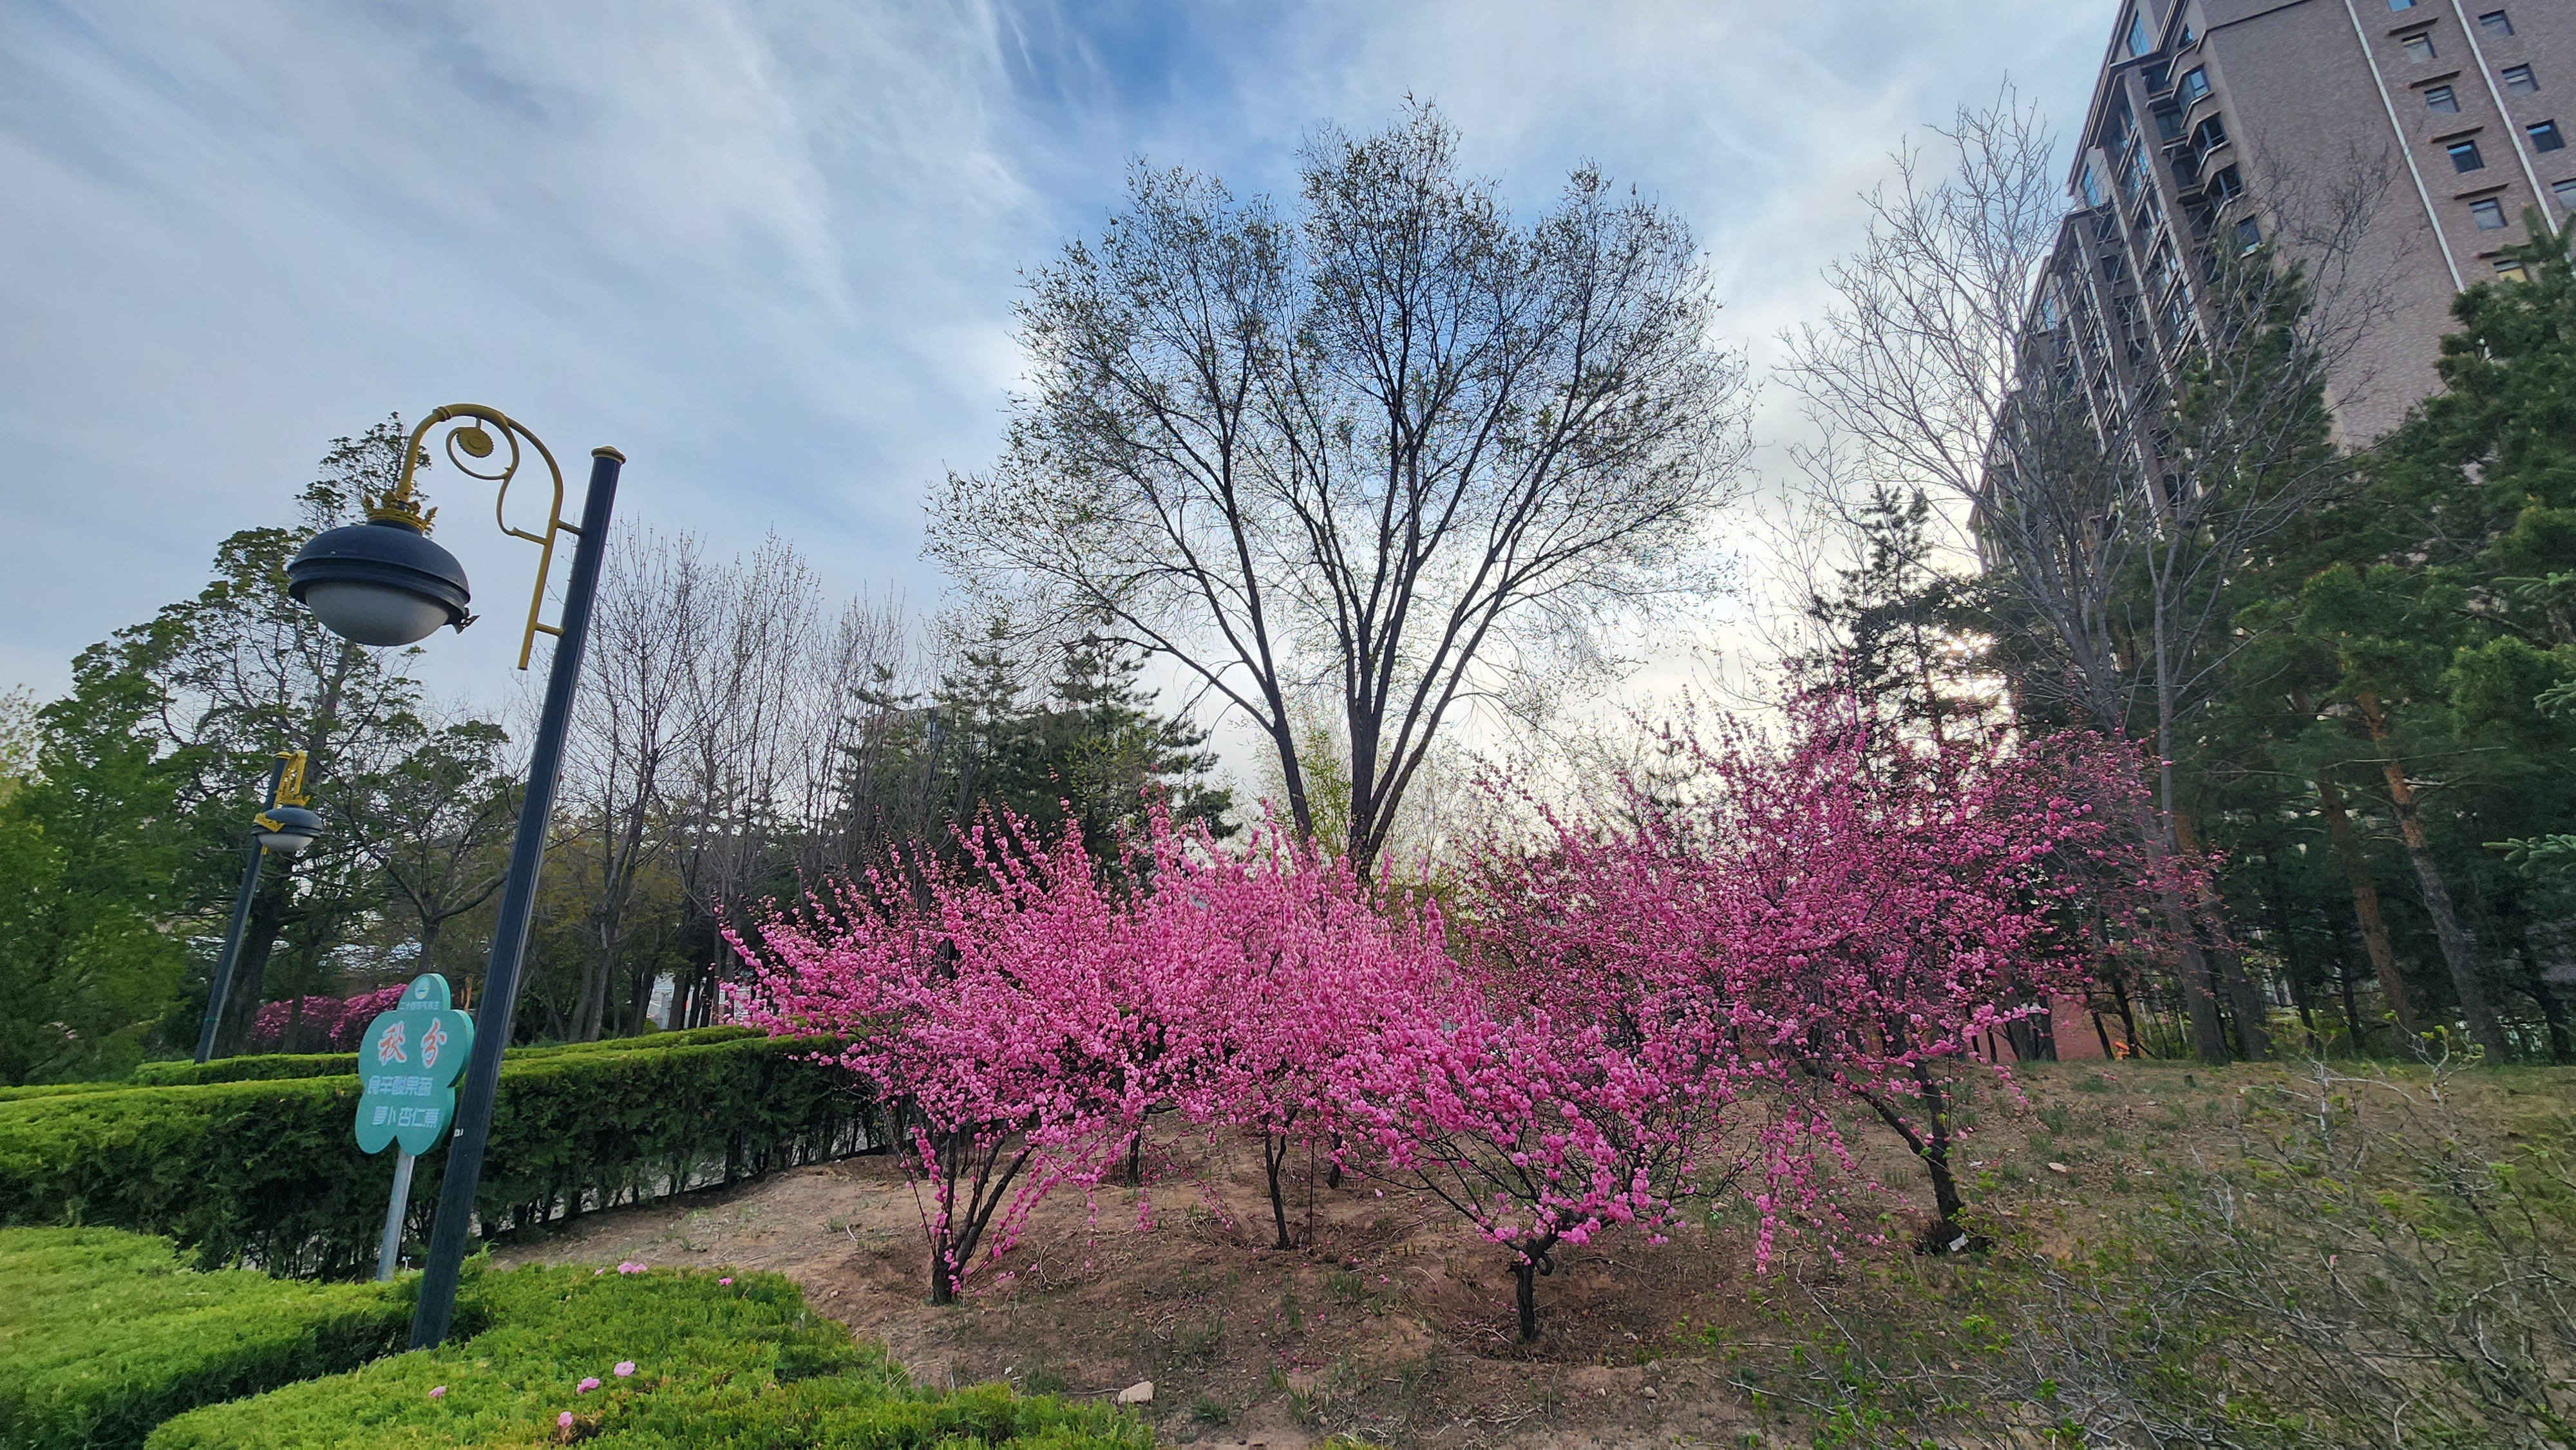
2389 0 2418 10
2480 10 2513 37
2555 178 2576 209
2235 217 2262 254
2081 162 2107 208
2193 116 2229 156
2179 67 2211 104
2471 197 2510 229
2505 65 2539 96
2126 11 2154 57
2496 258 2530 281
2427 85 2461 113
2450 139 2487 171
2157 107 2187 140
2533 121 2567 153
2403 33 2438 62
2209 165 2245 200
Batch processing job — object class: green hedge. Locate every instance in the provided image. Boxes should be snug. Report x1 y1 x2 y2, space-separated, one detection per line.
146 1263 1148 1449
126 1026 760 1088
0 1228 415 1450
0 1035 867 1277
0 1082 131 1103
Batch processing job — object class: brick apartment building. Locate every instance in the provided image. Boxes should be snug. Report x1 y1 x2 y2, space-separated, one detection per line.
2029 0 2575 449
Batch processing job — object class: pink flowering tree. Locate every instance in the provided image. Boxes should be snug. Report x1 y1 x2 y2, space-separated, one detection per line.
1166 831 1464 1250
1495 689 2160 1250
1345 989 1751 1342
730 818 1168 1303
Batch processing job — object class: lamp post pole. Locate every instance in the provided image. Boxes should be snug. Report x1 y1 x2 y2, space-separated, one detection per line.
193 754 291 1065
406 446 621 1350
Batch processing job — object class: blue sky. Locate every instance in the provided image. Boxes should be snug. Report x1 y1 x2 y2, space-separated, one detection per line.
0 0 2114 712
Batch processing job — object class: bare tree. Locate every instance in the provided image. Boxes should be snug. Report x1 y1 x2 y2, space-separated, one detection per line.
931 102 1752 873
661 536 833 1033
1781 89 2390 1062
556 530 705 1041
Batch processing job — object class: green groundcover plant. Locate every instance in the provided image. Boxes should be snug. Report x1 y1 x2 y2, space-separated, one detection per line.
143 1259 1149 1449
0 1227 415 1450
0 1034 867 1277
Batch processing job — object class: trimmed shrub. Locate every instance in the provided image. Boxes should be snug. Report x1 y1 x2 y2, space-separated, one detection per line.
126 1026 760 1088
0 1035 867 1277
144 1265 1149 1449
0 1228 412 1450
0 1082 131 1103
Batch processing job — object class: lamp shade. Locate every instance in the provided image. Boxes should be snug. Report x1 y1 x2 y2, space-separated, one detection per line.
253 804 325 856
286 518 471 646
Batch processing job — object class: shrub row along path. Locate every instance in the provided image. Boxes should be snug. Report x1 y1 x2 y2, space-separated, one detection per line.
471 1059 2576 1447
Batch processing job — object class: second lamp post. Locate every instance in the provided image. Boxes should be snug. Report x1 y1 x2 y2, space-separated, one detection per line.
192 751 323 1064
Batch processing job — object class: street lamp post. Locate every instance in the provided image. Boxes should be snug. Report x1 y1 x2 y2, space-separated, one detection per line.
283 404 621 1349
193 751 324 1064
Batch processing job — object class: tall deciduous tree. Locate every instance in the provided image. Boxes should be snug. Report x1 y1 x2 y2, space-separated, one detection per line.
1783 91 2384 1062
931 102 1752 872
55 420 437 1055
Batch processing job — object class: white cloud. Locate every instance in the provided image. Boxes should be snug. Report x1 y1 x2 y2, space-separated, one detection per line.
0 0 2116 728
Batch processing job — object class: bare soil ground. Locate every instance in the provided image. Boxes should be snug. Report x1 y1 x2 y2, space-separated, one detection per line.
486 1060 2576 1447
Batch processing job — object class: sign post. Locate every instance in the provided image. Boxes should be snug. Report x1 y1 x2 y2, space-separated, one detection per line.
354 974 474 1281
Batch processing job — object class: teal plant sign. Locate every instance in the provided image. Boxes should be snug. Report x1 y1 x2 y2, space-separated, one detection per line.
353 974 474 1156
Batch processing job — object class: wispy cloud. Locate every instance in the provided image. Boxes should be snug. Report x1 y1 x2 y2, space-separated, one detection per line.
0 0 2114 708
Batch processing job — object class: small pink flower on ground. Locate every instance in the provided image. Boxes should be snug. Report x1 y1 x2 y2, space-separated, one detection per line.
615 1261 645 1275
612 1362 636 1378
577 1377 601 1393
558 1411 574 1429
718 1277 733 1286
427 1386 446 1399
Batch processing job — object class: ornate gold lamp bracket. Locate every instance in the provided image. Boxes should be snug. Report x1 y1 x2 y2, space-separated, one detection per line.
372 404 583 671
272 750 312 808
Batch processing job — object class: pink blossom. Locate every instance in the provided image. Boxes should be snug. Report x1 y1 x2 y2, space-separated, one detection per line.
577 1377 600 1393
717 1277 733 1286
427 1386 446 1400
721 697 2165 1340
614 1261 645 1275
558 1410 574 1429
612 1362 636 1378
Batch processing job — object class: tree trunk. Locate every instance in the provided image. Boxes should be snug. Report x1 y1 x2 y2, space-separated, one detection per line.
2263 850 2320 1037
1513 1256 1539 1343
2139 800 2231 1063
2356 692 2509 1060
1908 1060 1970 1250
2333 945 2366 1055
1856 1060 1975 1251
2150 604 2231 1064
2518 924 2574 1065
1263 1133 1295 1250
2313 772 2416 1038
2110 971 2146 1057
574 949 613 1042
2174 811 2268 1059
